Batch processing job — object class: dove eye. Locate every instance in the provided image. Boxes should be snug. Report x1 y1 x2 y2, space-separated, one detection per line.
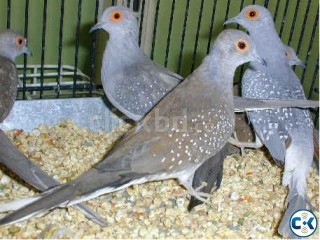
245 9 260 20
285 51 290 58
15 36 24 48
236 40 249 52
110 10 123 22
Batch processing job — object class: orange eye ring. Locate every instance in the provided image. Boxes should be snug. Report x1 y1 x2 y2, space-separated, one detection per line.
285 51 291 59
109 10 123 22
245 8 260 20
15 36 24 48
236 39 249 52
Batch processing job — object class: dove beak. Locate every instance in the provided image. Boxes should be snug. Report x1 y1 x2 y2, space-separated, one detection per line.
90 22 105 33
23 46 32 56
224 17 239 25
297 61 306 68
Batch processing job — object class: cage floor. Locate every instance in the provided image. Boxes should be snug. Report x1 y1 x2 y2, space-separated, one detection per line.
0 121 318 239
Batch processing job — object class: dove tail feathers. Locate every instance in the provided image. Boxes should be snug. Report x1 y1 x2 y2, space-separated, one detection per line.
278 129 313 238
278 194 306 238
0 130 59 190
0 184 76 226
0 168 143 226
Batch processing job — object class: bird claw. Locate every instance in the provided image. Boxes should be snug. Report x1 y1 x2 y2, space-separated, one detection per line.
189 190 212 204
228 133 263 155
178 181 212 204
232 132 246 156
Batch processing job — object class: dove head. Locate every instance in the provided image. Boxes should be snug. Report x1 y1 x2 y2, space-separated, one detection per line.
225 5 286 67
225 5 274 32
208 29 264 75
285 45 305 68
0 30 31 62
90 6 139 42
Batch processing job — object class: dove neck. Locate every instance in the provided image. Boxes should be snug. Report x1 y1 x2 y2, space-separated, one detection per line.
106 35 142 63
250 26 287 68
201 54 235 96
0 50 15 62
109 32 139 48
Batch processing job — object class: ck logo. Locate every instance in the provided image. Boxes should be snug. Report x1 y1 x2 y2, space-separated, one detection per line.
290 210 318 237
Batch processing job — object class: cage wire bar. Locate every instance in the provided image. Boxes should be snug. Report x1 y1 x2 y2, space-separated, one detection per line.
22 0 29 100
0 0 318 124
6 0 10 28
177 0 190 74
191 0 205 72
4 0 102 99
138 0 145 46
88 0 100 97
39 0 47 99
56 0 65 98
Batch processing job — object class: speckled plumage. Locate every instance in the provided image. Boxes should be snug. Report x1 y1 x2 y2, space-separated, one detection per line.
0 29 262 226
188 84 251 210
91 6 182 121
242 69 313 160
226 5 314 238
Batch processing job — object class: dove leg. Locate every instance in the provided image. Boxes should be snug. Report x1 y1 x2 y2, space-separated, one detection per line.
188 144 228 211
228 133 263 153
182 184 212 203
232 132 245 155
178 173 213 204
178 181 209 197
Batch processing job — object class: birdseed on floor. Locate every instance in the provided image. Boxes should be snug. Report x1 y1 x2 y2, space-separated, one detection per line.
0 120 319 239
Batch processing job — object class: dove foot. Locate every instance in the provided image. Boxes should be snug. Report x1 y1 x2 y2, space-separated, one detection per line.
179 180 212 204
229 133 263 156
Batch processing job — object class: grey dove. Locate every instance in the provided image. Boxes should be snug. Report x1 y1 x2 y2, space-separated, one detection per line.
0 30 106 226
226 5 315 238
92 5 235 214
0 29 263 225
90 6 183 121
